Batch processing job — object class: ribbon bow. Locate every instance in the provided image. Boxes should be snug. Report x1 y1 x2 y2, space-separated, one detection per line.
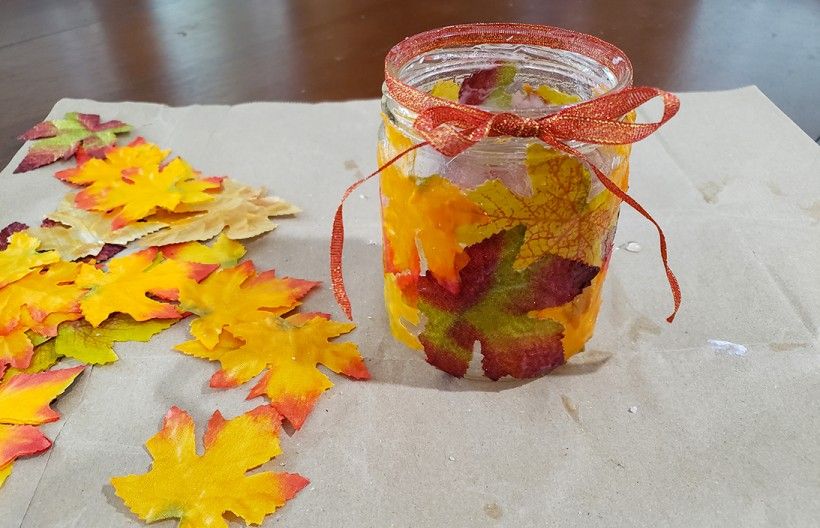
331 86 682 323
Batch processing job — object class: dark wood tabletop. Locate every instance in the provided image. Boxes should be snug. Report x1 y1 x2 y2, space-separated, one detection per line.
2 0 819 167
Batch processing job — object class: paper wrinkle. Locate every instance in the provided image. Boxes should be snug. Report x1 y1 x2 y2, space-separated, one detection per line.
2 89 820 527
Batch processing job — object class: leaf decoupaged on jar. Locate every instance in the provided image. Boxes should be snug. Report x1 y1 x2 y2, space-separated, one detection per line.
111 406 308 528
417 227 599 379
15 112 132 173
175 313 368 429
465 144 621 269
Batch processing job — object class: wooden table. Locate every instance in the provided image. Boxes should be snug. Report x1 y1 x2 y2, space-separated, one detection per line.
1 0 818 167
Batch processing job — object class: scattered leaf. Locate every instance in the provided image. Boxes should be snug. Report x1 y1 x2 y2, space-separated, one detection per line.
0 232 60 289
56 139 169 192
176 313 367 429
0 222 29 251
30 195 165 261
465 145 620 269
53 315 176 365
1 340 59 381
179 261 318 349
0 424 50 467
76 247 216 327
111 406 308 527
0 365 84 425
139 180 299 246
15 112 131 173
159 233 246 267
76 157 220 229
417 227 598 379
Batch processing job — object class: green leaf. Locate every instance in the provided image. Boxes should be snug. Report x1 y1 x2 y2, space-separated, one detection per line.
54 315 176 365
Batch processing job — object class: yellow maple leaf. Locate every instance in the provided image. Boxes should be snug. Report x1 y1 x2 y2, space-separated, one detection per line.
0 261 84 370
178 261 318 349
76 247 216 327
56 140 171 194
0 232 60 289
77 157 220 229
111 405 308 528
176 313 368 429
0 366 84 480
139 179 299 246
159 233 246 267
29 195 165 261
466 144 622 269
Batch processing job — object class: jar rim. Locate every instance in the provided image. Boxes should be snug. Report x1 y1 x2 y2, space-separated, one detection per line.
384 23 633 113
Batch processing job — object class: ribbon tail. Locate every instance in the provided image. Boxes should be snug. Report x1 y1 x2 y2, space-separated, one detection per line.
546 139 681 322
331 141 429 320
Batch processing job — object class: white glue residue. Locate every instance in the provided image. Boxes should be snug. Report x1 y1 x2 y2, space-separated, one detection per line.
708 339 748 356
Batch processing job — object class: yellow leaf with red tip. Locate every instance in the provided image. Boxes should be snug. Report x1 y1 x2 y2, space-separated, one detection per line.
76 248 216 327
0 328 35 371
111 406 308 528
0 365 84 425
175 313 368 429
179 261 318 349
1 340 58 381
56 139 170 192
76 157 220 229
0 232 60 289
159 233 246 267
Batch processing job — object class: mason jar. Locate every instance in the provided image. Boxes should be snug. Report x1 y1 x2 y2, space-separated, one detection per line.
378 23 634 380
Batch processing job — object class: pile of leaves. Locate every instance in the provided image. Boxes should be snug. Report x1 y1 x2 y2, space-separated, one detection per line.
1 112 368 525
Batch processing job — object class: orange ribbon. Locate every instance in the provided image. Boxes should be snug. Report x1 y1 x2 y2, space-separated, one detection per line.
332 24 681 323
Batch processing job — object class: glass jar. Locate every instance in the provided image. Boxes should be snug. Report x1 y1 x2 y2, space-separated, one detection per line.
378 24 634 380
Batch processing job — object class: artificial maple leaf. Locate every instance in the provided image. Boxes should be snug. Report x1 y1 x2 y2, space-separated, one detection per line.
28 195 166 261
76 157 221 229
76 247 216 327
111 405 309 528
138 179 299 246
55 138 169 192
465 144 621 269
0 232 60 289
53 315 176 365
458 63 517 106
381 171 488 293
178 260 318 349
14 112 131 173
1 340 58 382
0 366 84 478
0 222 29 251
175 313 368 429
159 233 246 267
417 227 599 379
0 261 84 371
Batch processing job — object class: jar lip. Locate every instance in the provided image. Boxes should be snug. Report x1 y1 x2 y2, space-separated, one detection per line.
385 23 633 113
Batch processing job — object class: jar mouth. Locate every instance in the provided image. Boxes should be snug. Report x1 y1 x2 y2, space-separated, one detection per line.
384 23 633 116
